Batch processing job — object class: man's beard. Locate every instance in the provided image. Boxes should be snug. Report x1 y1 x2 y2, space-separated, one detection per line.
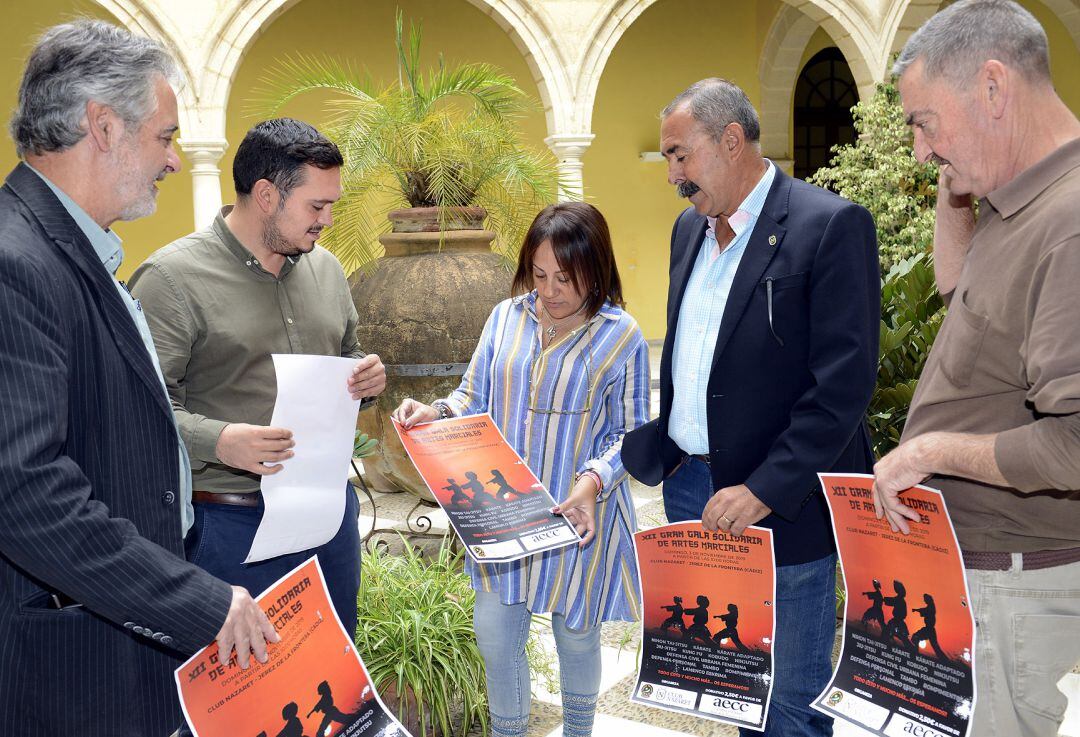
677 181 701 199
114 140 163 222
263 211 320 257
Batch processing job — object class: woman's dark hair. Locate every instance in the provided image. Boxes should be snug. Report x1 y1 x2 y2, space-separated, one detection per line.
511 201 624 317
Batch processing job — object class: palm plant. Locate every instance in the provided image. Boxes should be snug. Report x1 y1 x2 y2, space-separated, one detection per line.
255 10 560 274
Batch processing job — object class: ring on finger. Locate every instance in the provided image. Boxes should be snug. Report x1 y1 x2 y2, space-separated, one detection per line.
720 514 734 526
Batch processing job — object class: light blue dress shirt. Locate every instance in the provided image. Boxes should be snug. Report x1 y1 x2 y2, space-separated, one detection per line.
669 161 777 455
28 166 195 533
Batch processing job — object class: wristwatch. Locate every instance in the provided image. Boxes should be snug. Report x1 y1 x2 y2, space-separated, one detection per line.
431 400 454 420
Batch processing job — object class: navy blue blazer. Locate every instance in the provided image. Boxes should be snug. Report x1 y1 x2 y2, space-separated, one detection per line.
0 164 233 736
623 166 879 565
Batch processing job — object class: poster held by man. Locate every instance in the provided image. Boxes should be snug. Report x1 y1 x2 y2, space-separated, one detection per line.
632 521 776 731
814 474 975 737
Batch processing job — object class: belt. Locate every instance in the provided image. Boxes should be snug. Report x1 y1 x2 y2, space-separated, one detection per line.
689 454 711 465
192 490 262 508
963 546 1080 571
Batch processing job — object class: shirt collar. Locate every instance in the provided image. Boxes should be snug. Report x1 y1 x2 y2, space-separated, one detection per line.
27 164 124 275
513 290 619 322
705 159 776 241
985 137 1080 220
214 205 300 278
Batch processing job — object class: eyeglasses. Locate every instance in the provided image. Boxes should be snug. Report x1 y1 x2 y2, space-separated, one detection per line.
527 324 594 416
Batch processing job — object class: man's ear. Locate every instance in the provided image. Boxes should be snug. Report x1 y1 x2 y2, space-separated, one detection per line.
84 100 119 152
982 59 1009 119
251 178 279 215
725 122 747 157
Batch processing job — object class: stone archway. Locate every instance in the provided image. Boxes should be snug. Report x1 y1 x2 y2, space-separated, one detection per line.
885 0 1080 67
93 0 575 219
578 0 881 164
758 4 824 165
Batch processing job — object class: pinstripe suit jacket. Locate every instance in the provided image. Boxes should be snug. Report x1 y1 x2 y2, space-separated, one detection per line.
0 164 233 736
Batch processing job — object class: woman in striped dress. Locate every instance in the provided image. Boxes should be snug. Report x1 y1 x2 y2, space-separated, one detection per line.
393 202 650 737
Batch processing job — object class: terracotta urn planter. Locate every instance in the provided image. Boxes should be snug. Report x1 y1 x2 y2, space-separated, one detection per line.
350 207 509 500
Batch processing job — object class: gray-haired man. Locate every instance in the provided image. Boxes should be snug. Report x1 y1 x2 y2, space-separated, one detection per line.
875 1 1080 734
0 21 277 735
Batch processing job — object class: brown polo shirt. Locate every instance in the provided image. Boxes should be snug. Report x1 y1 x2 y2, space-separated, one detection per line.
129 208 365 495
902 137 1080 553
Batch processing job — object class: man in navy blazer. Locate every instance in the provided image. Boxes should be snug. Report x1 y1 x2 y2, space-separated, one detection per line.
623 79 879 736
0 21 277 735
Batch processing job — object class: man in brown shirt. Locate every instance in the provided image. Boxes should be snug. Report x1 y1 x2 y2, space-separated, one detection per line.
130 119 386 642
875 1 1080 734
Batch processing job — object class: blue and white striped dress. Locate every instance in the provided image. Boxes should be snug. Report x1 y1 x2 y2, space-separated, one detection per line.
442 292 650 629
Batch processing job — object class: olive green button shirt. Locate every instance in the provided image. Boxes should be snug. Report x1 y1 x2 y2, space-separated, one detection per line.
902 138 1080 553
129 207 364 495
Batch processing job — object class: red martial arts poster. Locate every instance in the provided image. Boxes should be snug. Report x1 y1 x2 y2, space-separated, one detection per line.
176 558 409 737
394 413 579 562
632 522 776 731
814 473 976 737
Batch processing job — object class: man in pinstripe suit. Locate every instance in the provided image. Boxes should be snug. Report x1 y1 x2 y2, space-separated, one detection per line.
0 21 278 735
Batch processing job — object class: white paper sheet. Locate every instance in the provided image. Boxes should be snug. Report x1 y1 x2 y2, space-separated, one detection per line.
245 354 361 563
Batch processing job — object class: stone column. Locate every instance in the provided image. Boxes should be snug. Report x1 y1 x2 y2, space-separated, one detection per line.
179 138 228 229
544 133 595 201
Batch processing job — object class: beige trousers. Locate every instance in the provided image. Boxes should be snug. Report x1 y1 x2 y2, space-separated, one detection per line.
967 558 1080 737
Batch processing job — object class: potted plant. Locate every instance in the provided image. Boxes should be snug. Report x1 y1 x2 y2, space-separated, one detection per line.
258 11 560 498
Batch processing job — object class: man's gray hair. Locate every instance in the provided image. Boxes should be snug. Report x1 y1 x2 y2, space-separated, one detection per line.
662 78 761 144
893 0 1050 85
10 20 178 157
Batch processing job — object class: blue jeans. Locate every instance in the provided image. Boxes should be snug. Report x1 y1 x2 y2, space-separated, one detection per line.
663 458 836 737
184 484 362 638
473 589 602 737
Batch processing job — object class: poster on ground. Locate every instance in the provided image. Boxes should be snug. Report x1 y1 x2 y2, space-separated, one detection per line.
814 473 976 737
176 558 409 737
631 521 776 732
394 413 579 563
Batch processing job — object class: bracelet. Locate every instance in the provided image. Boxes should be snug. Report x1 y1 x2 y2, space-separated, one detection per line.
576 470 604 501
431 400 453 420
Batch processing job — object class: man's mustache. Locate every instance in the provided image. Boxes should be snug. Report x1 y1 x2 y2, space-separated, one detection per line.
677 181 700 199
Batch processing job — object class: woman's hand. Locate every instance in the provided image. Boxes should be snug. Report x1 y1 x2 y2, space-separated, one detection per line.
391 398 440 429
552 475 598 547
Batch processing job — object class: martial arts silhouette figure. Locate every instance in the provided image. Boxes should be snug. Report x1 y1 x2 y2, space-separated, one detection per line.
881 580 913 650
861 579 886 632
442 478 470 507
712 603 750 652
683 595 712 645
487 469 525 501
307 680 353 737
460 471 497 506
660 596 686 633
910 593 948 661
275 703 308 737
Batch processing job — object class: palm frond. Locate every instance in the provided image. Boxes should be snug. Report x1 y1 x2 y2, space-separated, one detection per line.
247 54 373 119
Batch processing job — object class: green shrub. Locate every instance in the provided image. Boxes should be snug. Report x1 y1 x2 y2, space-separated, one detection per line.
808 79 947 457
808 82 939 270
870 254 945 456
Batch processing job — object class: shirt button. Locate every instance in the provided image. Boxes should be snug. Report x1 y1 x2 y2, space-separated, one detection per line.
245 260 252 266
287 318 294 324
162 491 175 505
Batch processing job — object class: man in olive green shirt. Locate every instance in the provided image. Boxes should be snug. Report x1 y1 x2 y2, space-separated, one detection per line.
875 2 1080 735
131 119 385 639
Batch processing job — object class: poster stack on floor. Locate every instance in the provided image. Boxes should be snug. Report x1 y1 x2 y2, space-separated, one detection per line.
632 521 777 732
177 558 409 737
814 473 976 737
394 413 579 562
